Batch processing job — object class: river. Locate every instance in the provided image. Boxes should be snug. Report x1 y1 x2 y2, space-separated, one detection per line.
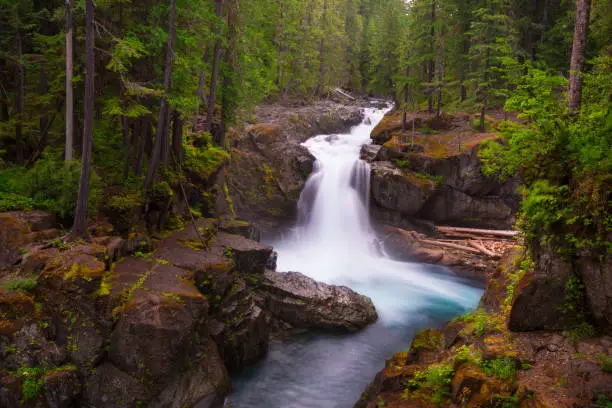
229 104 483 408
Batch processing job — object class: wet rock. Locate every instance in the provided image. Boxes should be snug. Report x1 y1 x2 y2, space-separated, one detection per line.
0 372 21 408
259 270 377 331
211 232 273 276
82 362 148 408
219 218 262 242
359 144 382 162
43 367 82 408
370 161 437 216
266 251 278 271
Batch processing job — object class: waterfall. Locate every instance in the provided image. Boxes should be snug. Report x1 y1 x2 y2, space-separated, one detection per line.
272 104 481 323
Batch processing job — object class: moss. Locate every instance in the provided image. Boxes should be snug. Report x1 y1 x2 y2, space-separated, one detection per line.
481 357 518 381
2 278 37 292
411 329 445 352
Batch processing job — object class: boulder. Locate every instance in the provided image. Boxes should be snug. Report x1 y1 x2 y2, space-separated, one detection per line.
370 161 437 216
578 248 612 332
259 270 377 331
0 213 29 269
43 367 82 408
359 144 382 163
211 232 273 276
509 244 579 331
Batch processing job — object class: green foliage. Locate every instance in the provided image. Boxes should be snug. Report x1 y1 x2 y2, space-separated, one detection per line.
454 345 482 366
0 156 101 221
567 322 596 344
491 394 520 408
481 357 518 381
183 134 229 181
404 362 455 405
596 395 612 408
0 192 35 212
598 354 612 373
17 366 46 401
2 278 37 292
459 308 489 337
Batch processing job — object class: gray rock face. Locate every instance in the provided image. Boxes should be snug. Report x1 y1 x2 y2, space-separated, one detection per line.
259 270 378 331
579 249 612 331
367 142 518 229
370 161 436 216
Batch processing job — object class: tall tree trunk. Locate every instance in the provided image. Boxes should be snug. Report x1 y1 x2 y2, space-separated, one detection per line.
71 0 95 240
122 93 130 178
135 117 149 176
568 0 591 114
192 68 206 132
144 0 177 189
171 110 183 163
205 0 223 134
427 0 436 114
219 0 238 148
436 40 443 118
15 28 24 165
65 0 74 161
317 0 329 96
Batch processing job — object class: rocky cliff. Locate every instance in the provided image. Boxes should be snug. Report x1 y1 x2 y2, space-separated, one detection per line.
356 248 612 408
362 112 519 231
0 211 377 407
227 101 364 232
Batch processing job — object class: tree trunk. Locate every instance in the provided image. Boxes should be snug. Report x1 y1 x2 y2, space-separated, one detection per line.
568 0 591 114
427 0 436 114
122 92 130 178
71 0 95 240
192 68 206 132
317 0 329 96
65 0 74 161
436 41 443 118
135 117 149 176
205 0 223 134
144 0 177 189
15 28 24 165
172 110 183 163
219 0 238 148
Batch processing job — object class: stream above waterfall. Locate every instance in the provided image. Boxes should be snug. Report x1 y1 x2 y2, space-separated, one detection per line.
229 104 483 408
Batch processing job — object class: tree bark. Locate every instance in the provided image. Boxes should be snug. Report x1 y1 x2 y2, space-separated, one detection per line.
144 0 177 189
317 0 329 96
568 0 591 114
171 110 183 163
427 0 436 114
15 28 24 165
192 68 206 132
65 0 74 161
205 0 223 134
71 0 95 240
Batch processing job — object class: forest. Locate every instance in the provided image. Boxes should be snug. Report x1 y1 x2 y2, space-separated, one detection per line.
0 0 611 407
0 0 610 243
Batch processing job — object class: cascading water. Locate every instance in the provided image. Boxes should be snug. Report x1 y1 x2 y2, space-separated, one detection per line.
230 104 482 408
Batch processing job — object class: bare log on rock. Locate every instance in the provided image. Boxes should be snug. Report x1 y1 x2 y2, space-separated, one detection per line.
435 226 518 238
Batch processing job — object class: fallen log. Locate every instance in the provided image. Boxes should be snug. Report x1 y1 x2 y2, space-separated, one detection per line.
436 226 518 238
332 87 356 101
469 240 499 258
419 239 483 255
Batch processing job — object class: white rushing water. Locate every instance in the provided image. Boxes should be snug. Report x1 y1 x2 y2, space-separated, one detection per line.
272 105 481 323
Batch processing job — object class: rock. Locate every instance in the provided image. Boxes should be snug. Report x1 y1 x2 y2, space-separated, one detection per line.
108 261 208 381
266 251 278 271
0 372 21 408
0 213 29 269
359 144 382 162
82 362 148 408
577 249 612 331
219 218 262 242
211 232 273 276
43 367 82 408
419 187 514 228
34 244 110 368
509 243 578 331
259 270 377 331
148 338 230 408
370 161 437 216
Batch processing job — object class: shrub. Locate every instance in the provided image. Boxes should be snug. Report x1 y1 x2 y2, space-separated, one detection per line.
0 155 102 222
183 140 229 181
598 354 612 373
17 367 46 401
2 278 37 292
105 193 143 234
481 357 518 381
0 192 35 212
567 322 596 343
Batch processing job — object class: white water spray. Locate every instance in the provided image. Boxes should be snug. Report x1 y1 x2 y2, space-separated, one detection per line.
272 105 481 323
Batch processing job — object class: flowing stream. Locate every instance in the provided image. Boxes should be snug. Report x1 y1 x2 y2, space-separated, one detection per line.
230 104 483 408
